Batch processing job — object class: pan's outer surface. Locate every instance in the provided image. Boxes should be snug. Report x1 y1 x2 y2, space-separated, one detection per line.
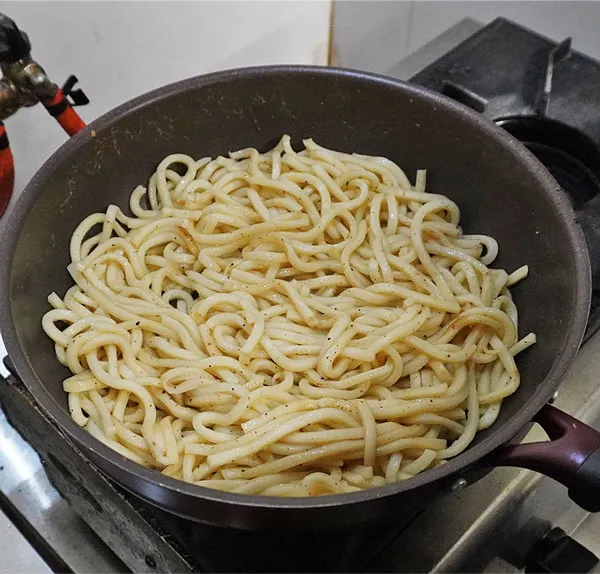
0 66 591 530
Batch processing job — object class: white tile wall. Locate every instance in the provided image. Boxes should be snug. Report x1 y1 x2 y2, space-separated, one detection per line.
332 1 600 73
0 0 331 209
331 1 413 73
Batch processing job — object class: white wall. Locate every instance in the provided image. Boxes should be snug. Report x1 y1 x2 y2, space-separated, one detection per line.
0 1 331 207
332 1 600 73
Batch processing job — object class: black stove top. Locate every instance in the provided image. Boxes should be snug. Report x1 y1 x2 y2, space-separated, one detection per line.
411 18 600 343
411 18 600 137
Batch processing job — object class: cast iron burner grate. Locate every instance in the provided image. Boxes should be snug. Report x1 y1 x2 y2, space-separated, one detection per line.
496 116 600 210
411 18 600 344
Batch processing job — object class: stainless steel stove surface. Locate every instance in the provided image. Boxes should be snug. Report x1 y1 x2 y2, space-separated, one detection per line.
1 18 599 573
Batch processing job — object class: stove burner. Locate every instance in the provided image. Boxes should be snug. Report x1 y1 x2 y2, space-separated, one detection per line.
496 116 600 209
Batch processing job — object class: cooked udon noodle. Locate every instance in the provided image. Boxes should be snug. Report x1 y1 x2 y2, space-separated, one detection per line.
42 136 535 497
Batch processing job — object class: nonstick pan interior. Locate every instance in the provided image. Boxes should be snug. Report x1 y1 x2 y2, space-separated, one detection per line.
0 67 590 527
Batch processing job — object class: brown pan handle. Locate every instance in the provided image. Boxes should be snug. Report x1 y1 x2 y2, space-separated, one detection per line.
495 404 600 512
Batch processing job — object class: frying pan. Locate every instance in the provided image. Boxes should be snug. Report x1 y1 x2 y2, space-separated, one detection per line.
1 66 599 531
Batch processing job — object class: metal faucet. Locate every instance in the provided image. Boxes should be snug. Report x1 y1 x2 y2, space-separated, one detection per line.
0 13 89 217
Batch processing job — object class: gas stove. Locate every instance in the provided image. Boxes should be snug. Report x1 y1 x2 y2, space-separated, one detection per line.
406 17 600 346
1 17 599 573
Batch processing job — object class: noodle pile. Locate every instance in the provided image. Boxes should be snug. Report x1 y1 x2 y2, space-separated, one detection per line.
42 136 535 497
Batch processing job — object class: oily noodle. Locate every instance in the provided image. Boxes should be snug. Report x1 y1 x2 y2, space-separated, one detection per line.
42 136 536 497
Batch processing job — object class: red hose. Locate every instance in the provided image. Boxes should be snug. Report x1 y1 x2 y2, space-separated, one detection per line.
0 87 85 219
0 121 15 217
42 87 86 137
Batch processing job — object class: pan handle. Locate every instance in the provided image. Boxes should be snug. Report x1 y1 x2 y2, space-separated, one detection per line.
494 404 600 512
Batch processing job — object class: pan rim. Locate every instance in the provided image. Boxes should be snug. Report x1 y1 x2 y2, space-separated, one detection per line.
0 64 591 514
